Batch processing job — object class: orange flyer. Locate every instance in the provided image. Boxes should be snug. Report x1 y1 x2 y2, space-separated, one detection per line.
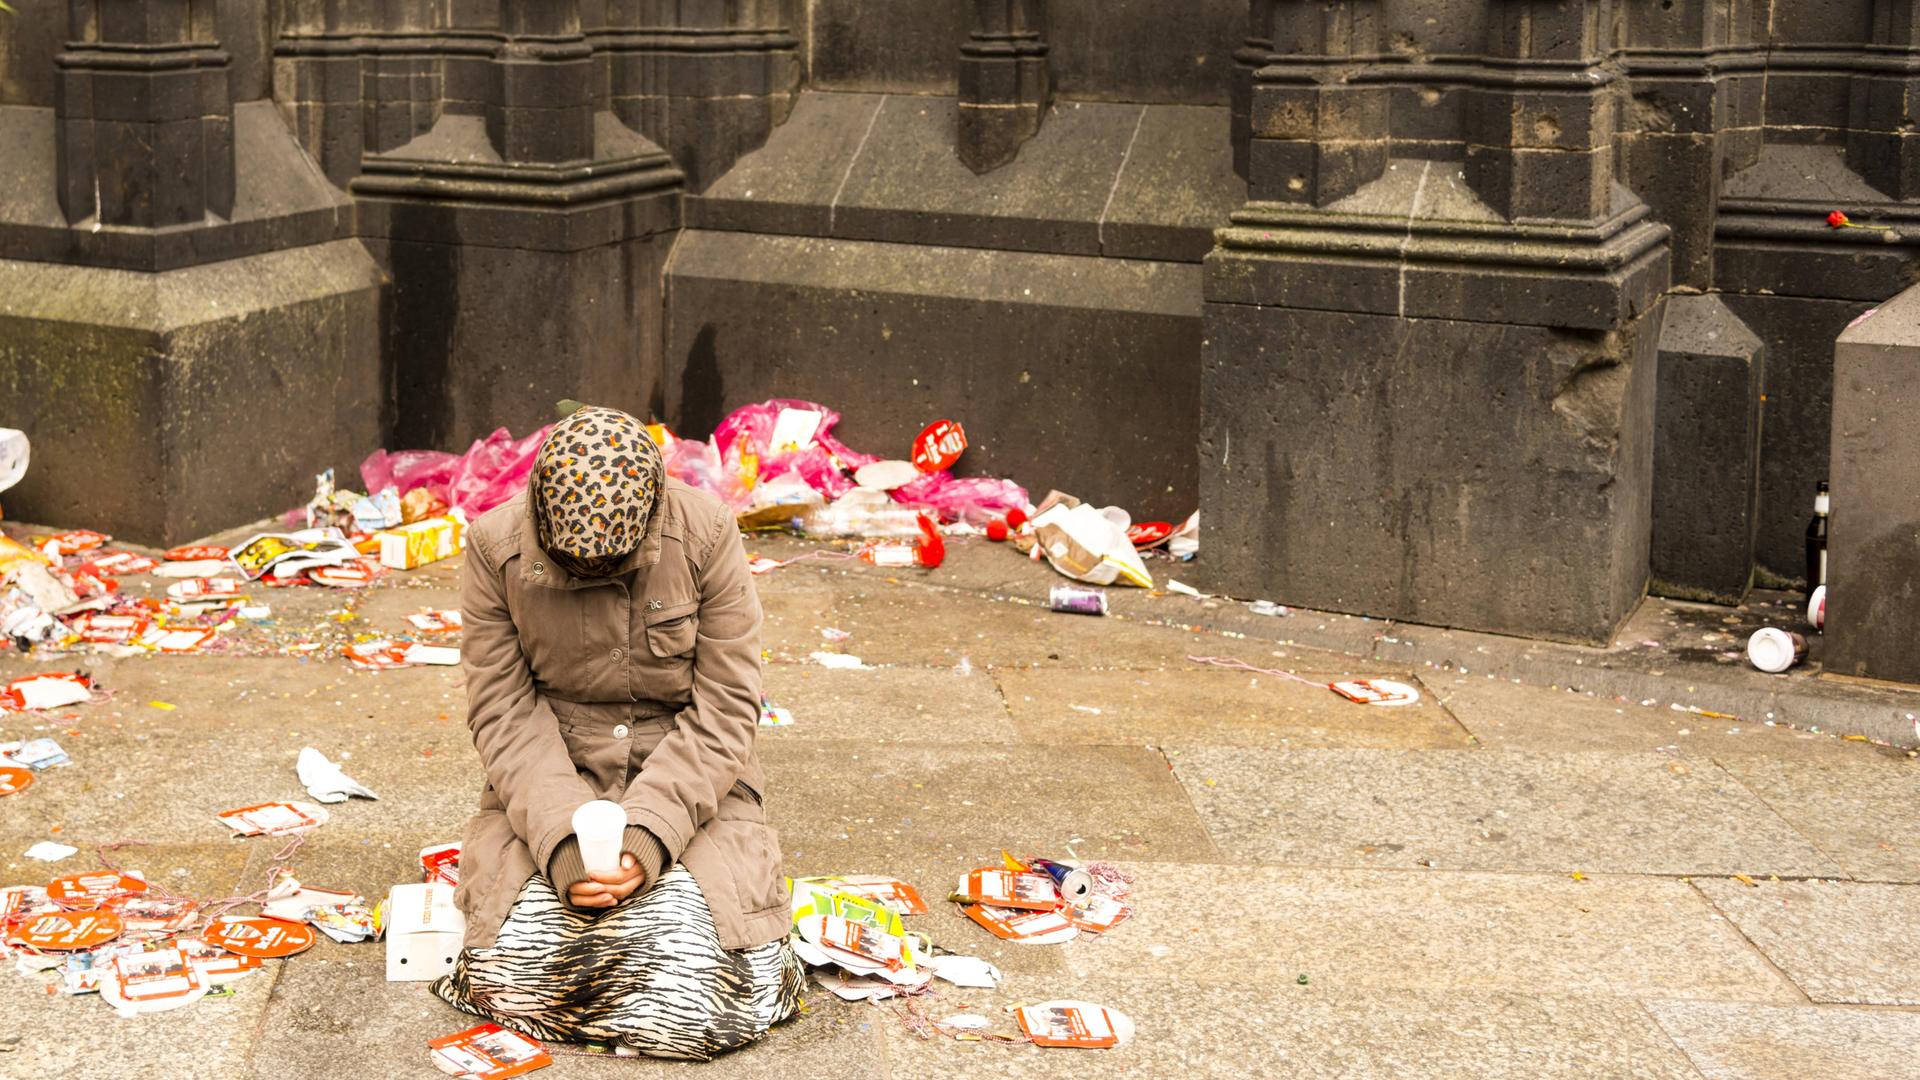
954 869 1059 911
818 915 907 970
0 765 31 797
112 947 203 1002
963 904 1074 942
1064 894 1132 934
105 893 198 932
1016 1001 1122 1049
428 1023 552 1079
46 871 148 908
205 916 316 958
10 908 124 950
832 876 928 916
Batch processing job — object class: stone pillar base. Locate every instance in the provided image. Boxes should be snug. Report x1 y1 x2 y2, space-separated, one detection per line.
1649 295 1764 605
1201 160 1670 645
1826 287 1920 684
0 240 385 545
352 113 682 451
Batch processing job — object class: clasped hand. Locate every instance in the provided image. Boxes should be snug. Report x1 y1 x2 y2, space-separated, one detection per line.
567 852 644 909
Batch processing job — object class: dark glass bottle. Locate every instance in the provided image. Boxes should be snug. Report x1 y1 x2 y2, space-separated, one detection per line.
1805 481 1829 597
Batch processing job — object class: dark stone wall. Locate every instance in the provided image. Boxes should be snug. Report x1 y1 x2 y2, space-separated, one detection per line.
2 0 1920 655
807 0 1241 105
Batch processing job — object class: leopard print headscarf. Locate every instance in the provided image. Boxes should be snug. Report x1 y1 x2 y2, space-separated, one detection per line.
530 406 664 579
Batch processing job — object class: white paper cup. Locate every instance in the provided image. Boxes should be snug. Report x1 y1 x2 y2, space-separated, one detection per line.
571 800 627 875
1807 585 1827 631
1747 627 1808 674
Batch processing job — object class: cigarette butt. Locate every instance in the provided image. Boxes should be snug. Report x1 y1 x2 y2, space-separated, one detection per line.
148 701 177 711
1732 874 1758 887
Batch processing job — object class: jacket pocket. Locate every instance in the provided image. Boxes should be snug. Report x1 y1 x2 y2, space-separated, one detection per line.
643 599 699 658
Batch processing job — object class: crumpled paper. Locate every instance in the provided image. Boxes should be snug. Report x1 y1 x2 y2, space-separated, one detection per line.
296 747 378 803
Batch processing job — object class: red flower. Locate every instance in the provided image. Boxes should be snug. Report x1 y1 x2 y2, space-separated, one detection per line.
1828 210 1850 228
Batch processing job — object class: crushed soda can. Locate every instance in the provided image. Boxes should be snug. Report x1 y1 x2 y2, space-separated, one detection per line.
1047 585 1108 616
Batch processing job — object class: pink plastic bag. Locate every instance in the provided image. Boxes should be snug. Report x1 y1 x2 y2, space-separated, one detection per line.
360 424 552 517
892 472 1029 526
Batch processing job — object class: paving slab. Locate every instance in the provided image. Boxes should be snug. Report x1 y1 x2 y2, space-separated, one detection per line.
0 959 280 1077
1712 753 1920 882
243 949 889 1080
1070 863 1795 1000
2 657 473 843
760 666 1017 743
995 668 1471 749
1694 878 1920 1005
803 584 1327 671
1646 999 1920 1080
878 978 1705 1079
1169 747 1843 877
0 840 252 902
1429 675 1879 758
761 741 1220 871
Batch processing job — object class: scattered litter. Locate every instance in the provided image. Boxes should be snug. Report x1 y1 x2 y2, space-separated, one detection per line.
297 747 379 803
0 765 32 796
5 737 72 770
1746 627 1807 673
429 1022 551 1079
203 916 316 958
911 420 968 473
758 695 794 727
375 512 467 570
48 870 147 907
0 672 93 712
820 627 852 643
407 610 464 634
345 638 461 669
232 531 358 581
1028 491 1153 588
0 428 27 496
420 843 462 886
1015 1000 1135 1049
217 801 331 837
810 651 869 670
10 908 123 950
25 841 77 862
1190 656 1422 707
1248 599 1289 617
1048 585 1109 616
1166 580 1203 597
387 882 464 981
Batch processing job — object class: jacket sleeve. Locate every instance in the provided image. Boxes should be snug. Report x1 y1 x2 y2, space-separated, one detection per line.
462 531 598 877
619 507 763 859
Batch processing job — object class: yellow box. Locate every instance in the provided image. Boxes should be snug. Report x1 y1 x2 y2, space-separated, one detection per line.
376 513 466 570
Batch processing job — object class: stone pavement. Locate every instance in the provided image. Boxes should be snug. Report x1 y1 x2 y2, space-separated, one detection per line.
2 532 1918 1078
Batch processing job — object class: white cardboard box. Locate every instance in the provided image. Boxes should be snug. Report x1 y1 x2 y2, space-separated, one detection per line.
385 882 465 982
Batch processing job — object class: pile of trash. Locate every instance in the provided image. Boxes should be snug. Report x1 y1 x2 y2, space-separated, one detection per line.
675 400 1196 599
782 854 1137 1049
0 477 467 663
0 744 463 1020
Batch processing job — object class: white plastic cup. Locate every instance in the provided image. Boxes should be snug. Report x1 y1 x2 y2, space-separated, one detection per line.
1807 585 1827 632
1747 627 1808 674
571 800 627 875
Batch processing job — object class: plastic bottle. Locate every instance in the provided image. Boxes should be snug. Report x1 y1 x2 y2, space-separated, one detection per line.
800 505 926 539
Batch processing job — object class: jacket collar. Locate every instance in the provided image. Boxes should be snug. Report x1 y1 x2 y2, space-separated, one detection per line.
517 487 667 590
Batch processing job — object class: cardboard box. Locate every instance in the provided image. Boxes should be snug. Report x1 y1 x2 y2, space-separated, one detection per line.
376 512 467 571
386 882 465 982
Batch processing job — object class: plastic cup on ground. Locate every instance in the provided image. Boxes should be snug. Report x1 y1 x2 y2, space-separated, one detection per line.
1746 627 1808 674
571 800 627 875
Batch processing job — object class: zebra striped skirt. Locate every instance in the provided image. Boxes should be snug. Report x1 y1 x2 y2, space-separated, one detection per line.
430 866 803 1060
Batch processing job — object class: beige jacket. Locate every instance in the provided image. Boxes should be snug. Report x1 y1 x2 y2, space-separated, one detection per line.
452 479 788 950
